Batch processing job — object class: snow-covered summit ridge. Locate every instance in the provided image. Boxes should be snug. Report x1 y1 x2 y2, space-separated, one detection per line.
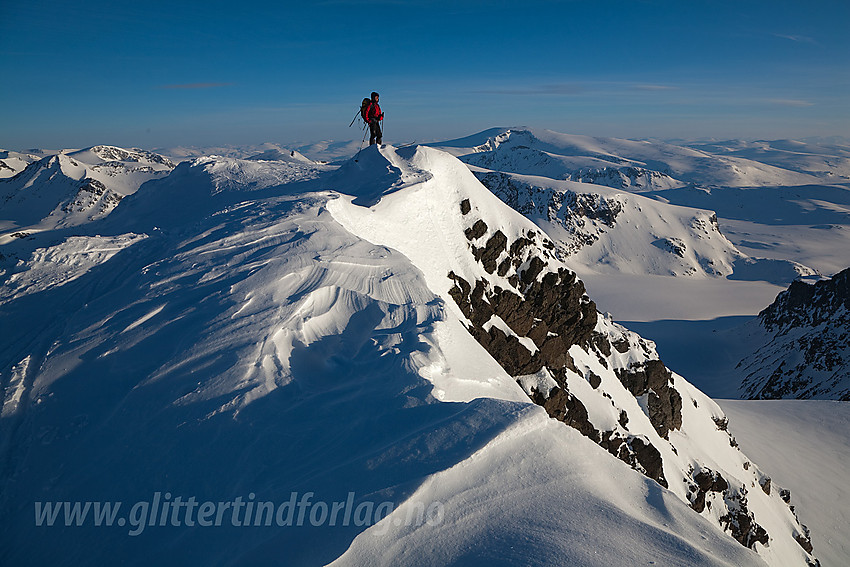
100 154 333 232
245 146 315 164
66 145 176 168
328 144 818 566
0 149 42 179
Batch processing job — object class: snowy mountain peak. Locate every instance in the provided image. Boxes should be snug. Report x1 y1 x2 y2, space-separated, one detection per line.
68 145 176 168
245 146 315 164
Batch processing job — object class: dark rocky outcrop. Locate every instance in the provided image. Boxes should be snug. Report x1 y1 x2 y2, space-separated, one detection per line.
760 268 850 332
531 385 598 440
795 527 814 554
615 360 683 439
444 201 810 561
690 469 729 513
721 508 770 549
474 171 624 256
448 209 682 491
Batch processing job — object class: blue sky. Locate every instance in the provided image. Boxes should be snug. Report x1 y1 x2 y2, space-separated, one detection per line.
1 0 848 149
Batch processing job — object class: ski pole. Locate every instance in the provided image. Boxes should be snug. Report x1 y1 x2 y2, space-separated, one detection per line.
348 110 360 128
354 126 369 162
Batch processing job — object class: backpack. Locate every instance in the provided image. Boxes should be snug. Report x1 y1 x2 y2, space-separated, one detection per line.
360 98 372 123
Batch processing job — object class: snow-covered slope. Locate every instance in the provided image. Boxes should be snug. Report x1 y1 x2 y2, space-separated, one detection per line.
0 145 818 566
472 169 738 277
432 128 820 286
685 139 850 182
719 400 850 567
0 146 175 234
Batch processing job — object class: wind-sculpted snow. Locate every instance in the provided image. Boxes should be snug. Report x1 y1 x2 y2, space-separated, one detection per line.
0 163 531 565
0 233 147 304
0 145 818 566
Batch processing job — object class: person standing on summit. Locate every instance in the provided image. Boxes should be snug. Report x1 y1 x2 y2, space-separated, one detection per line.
364 92 383 145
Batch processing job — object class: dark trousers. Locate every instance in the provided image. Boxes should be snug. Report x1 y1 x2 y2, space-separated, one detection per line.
369 120 382 145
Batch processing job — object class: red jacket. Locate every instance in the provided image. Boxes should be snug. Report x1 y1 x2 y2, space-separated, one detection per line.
365 102 382 122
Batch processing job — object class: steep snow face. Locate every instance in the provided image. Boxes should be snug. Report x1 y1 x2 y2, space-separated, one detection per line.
734 268 850 400
327 145 817 567
0 146 175 234
436 128 821 189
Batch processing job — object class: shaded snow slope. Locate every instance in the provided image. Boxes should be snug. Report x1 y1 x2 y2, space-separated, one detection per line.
331 409 764 567
719 400 850 567
0 144 817 566
0 157 531 565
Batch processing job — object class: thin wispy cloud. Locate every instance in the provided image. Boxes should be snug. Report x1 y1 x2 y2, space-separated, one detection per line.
633 84 678 91
774 33 818 45
159 82 234 90
766 98 815 107
473 82 684 97
472 83 587 95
